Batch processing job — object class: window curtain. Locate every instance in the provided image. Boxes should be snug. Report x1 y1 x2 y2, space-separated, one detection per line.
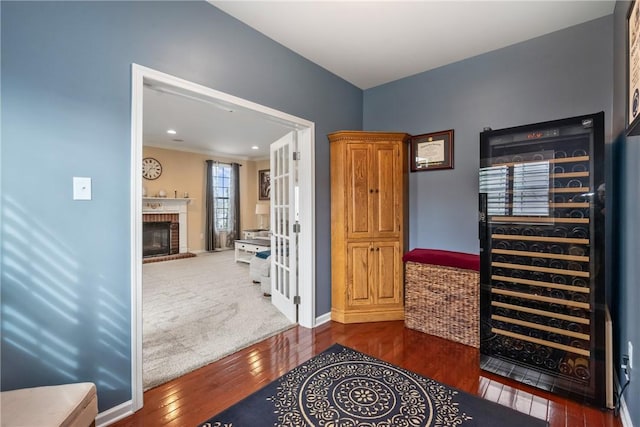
227 162 241 248
205 160 218 251
205 160 241 251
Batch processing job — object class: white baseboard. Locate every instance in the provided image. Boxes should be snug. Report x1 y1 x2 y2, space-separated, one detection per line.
616 376 634 427
620 393 634 427
96 400 133 427
315 311 331 326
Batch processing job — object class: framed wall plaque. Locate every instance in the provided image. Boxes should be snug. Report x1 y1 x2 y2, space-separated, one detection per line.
410 129 454 172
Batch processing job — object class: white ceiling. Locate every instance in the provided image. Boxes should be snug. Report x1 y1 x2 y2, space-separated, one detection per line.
145 1 615 158
211 1 615 90
143 84 293 160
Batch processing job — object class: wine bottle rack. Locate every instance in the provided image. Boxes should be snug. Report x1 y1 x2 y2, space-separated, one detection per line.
479 113 606 407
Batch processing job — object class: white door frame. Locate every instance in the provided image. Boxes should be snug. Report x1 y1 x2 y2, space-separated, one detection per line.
130 64 316 411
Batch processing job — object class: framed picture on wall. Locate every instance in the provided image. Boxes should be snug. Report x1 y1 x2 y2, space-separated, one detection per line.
410 129 454 172
628 0 640 135
259 169 271 200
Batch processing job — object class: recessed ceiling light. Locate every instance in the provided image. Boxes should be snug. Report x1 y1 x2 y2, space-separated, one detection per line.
167 129 177 135
172 139 184 142
251 146 259 150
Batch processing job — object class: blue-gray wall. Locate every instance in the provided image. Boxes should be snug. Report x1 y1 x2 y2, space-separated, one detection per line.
612 2 640 425
365 10 640 424
364 16 613 255
0 1 361 411
3 1 634 421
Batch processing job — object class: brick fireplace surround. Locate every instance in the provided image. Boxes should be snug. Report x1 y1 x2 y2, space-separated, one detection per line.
141 198 192 263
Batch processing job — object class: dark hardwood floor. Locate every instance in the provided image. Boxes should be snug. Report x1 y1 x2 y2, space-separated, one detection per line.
111 321 621 427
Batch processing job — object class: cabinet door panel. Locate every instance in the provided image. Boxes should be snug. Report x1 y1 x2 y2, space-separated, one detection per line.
375 144 401 238
347 243 373 306
375 242 402 305
346 144 372 238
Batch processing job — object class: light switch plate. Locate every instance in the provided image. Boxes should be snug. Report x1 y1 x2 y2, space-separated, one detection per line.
73 177 92 200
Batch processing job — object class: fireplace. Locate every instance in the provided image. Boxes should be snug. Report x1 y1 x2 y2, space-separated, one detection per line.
142 199 190 256
143 214 179 258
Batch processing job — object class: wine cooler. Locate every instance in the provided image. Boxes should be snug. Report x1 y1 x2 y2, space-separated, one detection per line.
478 112 606 407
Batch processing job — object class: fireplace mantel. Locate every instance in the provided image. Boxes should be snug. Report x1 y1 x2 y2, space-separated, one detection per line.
143 197 192 210
142 198 192 253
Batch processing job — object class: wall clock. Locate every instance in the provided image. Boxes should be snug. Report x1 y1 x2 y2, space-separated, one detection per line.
142 157 162 180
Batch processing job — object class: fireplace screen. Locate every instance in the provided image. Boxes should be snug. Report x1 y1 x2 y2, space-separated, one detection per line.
143 222 172 257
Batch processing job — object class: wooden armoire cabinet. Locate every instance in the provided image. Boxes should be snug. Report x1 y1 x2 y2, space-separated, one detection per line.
329 131 410 323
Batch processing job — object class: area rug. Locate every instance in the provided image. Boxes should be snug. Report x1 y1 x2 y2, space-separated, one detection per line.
199 344 548 427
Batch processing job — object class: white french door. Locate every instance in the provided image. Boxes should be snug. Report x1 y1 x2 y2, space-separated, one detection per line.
269 132 298 323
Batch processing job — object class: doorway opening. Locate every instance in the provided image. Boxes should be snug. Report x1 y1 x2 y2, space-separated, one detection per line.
130 64 316 411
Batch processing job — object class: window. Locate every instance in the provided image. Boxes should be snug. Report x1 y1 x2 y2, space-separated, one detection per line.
512 161 550 216
480 161 550 217
212 163 231 230
479 165 508 216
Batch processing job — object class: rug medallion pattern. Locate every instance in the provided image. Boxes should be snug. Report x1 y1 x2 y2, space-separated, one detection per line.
203 346 472 427
269 348 471 426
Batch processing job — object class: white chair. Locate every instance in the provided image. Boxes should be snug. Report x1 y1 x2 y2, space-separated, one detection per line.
249 250 271 295
249 251 270 282
0 382 98 427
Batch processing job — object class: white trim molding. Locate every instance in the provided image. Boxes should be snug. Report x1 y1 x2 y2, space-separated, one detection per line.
616 375 635 427
620 392 634 427
130 63 316 414
130 64 144 412
96 400 133 427
315 311 332 326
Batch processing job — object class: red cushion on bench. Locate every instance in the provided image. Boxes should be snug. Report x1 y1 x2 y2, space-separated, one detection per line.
402 248 480 272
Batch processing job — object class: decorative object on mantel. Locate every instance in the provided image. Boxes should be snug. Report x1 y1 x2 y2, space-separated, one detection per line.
410 129 454 172
157 189 167 197
143 197 192 210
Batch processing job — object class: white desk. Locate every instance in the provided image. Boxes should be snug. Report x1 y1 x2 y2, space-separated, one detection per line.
234 239 270 263
242 229 269 240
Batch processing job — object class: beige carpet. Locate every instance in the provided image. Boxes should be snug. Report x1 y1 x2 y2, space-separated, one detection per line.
142 250 294 390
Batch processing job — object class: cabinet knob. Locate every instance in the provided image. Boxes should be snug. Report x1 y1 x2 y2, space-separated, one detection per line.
375 189 379 193
370 247 374 251
376 248 380 251
370 189 374 193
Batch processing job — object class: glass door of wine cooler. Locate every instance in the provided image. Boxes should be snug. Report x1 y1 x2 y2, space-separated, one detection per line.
478 112 605 407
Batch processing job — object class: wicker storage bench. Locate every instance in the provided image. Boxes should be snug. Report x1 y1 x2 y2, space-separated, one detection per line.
403 249 480 348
